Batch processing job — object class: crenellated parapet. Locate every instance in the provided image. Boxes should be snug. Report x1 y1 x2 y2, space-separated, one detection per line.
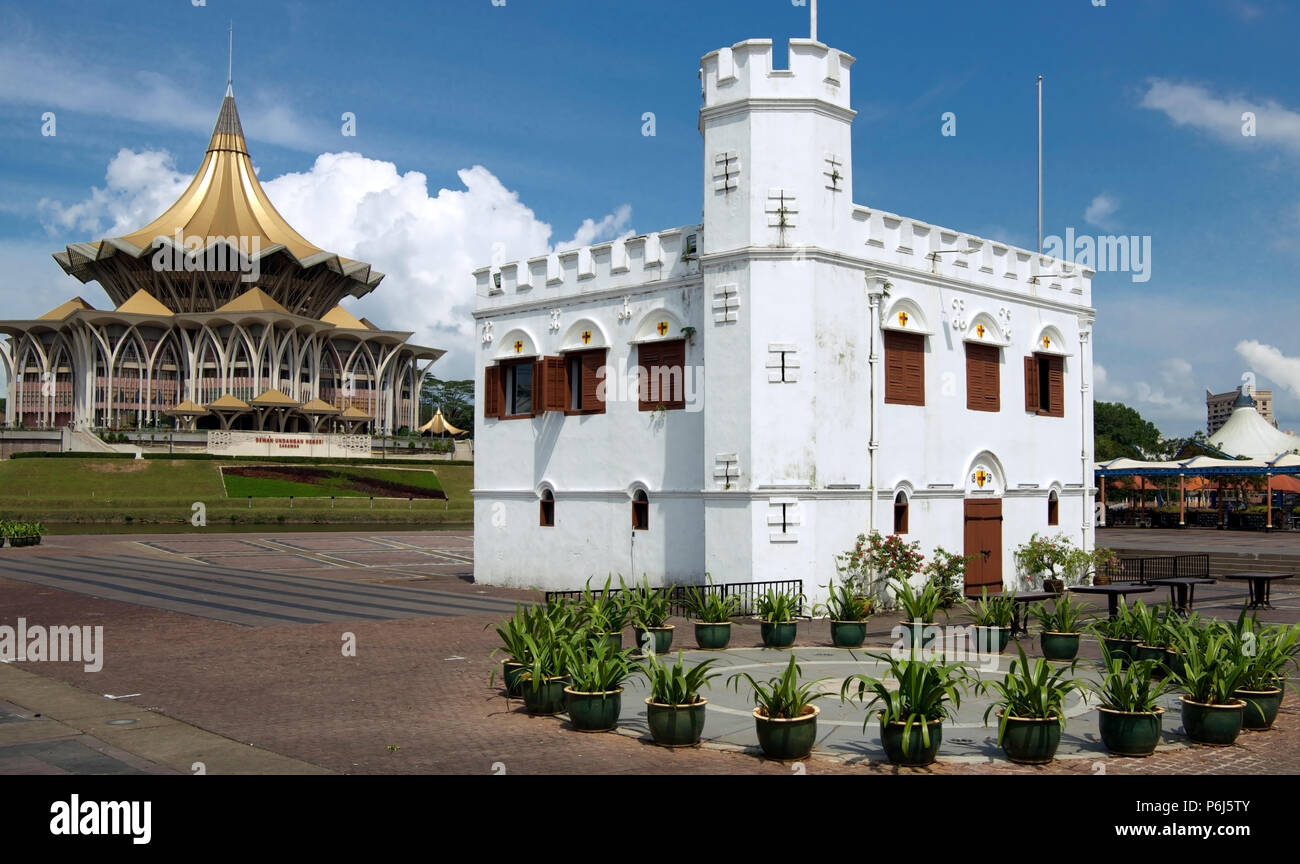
700 39 854 111
851 205 1095 305
473 225 702 313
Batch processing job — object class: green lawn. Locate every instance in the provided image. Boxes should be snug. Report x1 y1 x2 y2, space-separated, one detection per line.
221 466 446 499
0 458 473 529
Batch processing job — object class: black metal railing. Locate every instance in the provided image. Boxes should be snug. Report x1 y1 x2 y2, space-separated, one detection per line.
543 579 805 618
1102 554 1209 584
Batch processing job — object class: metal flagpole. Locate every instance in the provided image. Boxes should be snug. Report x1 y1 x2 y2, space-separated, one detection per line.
1037 75 1043 255
811 0 818 41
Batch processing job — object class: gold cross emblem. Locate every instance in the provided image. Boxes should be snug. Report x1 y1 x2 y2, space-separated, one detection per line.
898 312 908 327
976 324 985 338
582 331 592 345
657 322 668 336
514 340 523 353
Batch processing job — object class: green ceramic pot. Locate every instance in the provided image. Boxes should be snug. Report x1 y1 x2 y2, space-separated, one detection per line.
1233 688 1283 731
974 626 1012 654
1180 697 1244 746
602 631 624 652
563 687 622 732
501 660 526 698
830 620 868 649
1164 649 1186 680
753 706 819 760
1134 645 1166 666
1040 631 1081 662
760 620 797 649
633 625 674 656
1102 637 1140 666
521 676 570 716
694 622 732 650
1098 707 1164 757
997 712 1062 765
879 717 944 767
898 621 940 651
646 698 708 747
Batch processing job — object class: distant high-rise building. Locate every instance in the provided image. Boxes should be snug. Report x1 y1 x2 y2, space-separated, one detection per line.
1207 387 1275 435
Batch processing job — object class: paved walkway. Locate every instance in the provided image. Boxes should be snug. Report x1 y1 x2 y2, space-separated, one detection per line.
0 530 1296 774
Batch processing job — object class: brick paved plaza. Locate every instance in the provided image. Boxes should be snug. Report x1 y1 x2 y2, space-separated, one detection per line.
0 528 1297 775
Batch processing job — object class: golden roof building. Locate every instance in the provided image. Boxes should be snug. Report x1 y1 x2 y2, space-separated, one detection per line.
1 86 443 433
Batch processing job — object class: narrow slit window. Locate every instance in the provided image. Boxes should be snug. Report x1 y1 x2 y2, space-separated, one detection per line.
894 491 909 535
1048 490 1059 526
539 489 555 527
632 490 649 531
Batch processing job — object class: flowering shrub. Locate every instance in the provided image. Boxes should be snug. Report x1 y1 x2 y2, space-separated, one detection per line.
837 531 925 600
1014 534 1115 588
924 547 969 608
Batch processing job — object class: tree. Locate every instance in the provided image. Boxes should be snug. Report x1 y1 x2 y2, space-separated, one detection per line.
419 376 473 434
1094 401 1162 457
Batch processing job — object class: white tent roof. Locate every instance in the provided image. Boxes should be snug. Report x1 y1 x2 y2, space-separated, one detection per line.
1210 403 1300 460
418 409 466 436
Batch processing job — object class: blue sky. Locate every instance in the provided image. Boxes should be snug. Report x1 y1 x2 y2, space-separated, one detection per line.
1 0 1299 437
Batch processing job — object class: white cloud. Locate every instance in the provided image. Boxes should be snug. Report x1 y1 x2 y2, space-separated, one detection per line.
1236 340 1300 399
1139 79 1300 153
18 148 633 380
1084 194 1119 230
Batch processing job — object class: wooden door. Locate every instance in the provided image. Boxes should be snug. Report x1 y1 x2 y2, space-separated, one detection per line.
963 499 1003 596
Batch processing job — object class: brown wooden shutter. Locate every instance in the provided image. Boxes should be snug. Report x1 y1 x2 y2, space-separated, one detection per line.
966 343 1000 412
484 365 503 419
660 339 686 409
542 356 567 413
531 359 544 417
638 342 661 412
1047 356 1065 418
885 331 924 406
1024 356 1040 413
580 350 606 413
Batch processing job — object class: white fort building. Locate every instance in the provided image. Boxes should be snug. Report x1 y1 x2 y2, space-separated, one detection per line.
471 21 1096 600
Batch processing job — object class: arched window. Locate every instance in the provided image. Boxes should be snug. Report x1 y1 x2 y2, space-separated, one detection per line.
894 491 909 535
539 489 555 527
632 489 649 531
1048 489 1059 526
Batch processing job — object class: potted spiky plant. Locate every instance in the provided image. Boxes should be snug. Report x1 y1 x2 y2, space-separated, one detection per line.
684 580 741 650
964 587 1016 654
575 576 629 651
891 576 947 650
1130 601 1170 666
1231 616 1299 731
642 651 722 747
1170 627 1252 746
514 624 581 717
756 588 805 649
728 654 829 760
976 643 1086 764
626 576 674 655
813 578 874 649
561 636 639 732
487 604 535 698
1090 600 1141 666
841 645 971 767
1089 646 1180 757
1032 593 1089 661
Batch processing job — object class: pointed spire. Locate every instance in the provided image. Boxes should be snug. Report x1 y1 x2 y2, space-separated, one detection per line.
208 87 247 156
226 22 233 97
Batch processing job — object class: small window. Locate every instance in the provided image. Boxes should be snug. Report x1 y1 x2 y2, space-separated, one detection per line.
567 349 607 414
539 489 555 527
501 360 535 418
1025 354 1064 417
632 489 649 530
965 343 1000 413
894 491 909 535
1048 490 1059 526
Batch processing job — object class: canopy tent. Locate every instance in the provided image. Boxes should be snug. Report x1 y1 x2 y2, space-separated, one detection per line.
1208 390 1300 460
418 408 465 437
1096 453 1300 529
